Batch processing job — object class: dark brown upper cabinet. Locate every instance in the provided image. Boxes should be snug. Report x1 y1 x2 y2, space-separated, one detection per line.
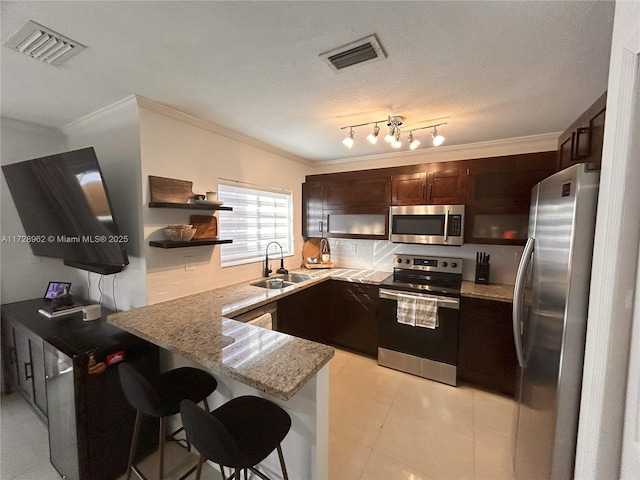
303 151 557 244
302 181 324 238
302 177 390 240
466 153 557 207
392 172 427 205
323 178 391 210
322 178 390 240
392 167 466 206
557 92 606 171
464 152 557 245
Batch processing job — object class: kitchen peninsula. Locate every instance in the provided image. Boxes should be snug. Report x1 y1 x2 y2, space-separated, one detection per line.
107 268 385 479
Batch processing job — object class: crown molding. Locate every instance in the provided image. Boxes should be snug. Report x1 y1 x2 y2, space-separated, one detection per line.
61 95 139 133
1 116 64 138
134 95 314 167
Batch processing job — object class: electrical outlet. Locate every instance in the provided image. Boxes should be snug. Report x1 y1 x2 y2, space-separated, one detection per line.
185 255 209 271
349 242 357 253
184 256 194 272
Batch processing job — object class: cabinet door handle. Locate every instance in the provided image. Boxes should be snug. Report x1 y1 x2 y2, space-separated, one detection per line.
24 361 33 381
429 183 433 201
319 220 323 233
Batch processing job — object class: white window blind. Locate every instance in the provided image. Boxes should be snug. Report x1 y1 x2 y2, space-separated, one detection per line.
218 182 293 267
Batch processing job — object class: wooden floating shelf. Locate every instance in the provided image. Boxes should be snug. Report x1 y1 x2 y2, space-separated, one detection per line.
149 202 232 211
149 239 233 249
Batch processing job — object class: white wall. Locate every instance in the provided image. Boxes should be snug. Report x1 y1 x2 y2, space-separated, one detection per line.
0 118 77 303
137 101 311 304
62 96 147 310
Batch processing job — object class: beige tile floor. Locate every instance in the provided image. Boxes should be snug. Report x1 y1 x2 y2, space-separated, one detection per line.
329 349 516 480
1 349 516 480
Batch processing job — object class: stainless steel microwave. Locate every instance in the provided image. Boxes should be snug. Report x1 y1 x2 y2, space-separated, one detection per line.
389 205 465 246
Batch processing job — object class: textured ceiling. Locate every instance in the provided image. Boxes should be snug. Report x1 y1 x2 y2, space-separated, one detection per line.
0 1 615 162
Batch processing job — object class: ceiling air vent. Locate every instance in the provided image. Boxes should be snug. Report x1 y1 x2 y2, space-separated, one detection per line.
320 35 386 73
4 20 86 66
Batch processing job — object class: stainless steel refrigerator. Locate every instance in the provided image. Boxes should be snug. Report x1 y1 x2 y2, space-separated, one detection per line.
512 163 599 479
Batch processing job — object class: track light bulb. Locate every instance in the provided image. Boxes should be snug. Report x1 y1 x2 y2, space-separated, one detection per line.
409 132 421 150
367 124 380 145
432 127 445 147
384 126 395 143
343 128 355 148
391 131 402 149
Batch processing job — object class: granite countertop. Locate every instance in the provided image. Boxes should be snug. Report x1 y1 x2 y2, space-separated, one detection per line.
108 267 513 400
461 281 514 303
107 268 387 401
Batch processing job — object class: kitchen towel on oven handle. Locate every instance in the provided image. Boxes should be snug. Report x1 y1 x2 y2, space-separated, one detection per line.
396 293 439 328
414 295 439 329
396 293 417 326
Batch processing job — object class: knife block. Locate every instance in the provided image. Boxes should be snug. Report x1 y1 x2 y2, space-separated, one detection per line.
475 263 490 284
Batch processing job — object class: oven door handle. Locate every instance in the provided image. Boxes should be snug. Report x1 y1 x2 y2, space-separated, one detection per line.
379 289 459 310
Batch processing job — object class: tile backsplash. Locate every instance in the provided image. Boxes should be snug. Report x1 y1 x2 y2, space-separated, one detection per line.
327 239 523 285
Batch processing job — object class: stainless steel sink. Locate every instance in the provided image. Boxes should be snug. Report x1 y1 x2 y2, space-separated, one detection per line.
250 279 295 289
250 273 313 289
278 273 313 283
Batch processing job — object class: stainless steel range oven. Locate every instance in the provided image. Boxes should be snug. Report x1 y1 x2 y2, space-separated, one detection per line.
378 254 462 386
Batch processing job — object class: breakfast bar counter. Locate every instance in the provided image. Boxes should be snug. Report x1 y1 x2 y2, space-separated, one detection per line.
107 286 334 401
107 268 386 400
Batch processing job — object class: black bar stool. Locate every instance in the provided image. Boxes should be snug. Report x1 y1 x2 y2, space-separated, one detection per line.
180 396 292 480
118 363 218 480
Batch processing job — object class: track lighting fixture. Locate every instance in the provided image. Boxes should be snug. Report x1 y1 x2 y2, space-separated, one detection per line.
342 127 355 148
340 117 447 151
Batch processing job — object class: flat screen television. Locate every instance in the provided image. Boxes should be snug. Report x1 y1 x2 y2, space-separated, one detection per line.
2 147 129 274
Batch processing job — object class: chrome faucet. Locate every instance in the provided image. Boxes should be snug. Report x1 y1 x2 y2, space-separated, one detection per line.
263 241 288 277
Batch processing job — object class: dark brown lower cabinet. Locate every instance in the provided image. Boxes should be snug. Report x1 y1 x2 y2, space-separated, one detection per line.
328 282 378 357
277 282 331 343
277 281 379 357
457 297 517 396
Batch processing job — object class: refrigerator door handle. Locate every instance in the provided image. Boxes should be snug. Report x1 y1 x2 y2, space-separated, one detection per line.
513 237 535 368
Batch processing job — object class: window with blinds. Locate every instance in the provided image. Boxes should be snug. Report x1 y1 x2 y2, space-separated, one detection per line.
218 182 293 267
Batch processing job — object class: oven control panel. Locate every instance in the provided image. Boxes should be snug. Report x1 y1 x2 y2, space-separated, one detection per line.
393 254 463 274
